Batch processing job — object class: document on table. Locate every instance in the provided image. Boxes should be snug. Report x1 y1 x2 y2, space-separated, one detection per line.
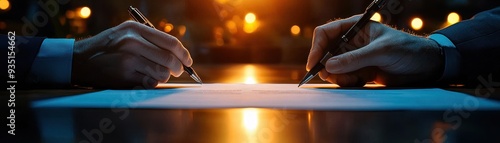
33 84 500 110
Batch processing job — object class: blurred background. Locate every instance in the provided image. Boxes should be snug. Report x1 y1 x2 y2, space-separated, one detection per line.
1 0 499 65
0 0 500 83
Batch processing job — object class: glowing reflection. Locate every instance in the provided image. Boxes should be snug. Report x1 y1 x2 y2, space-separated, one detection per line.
291 25 301 36
178 25 187 36
244 13 259 33
79 7 91 19
411 17 423 30
243 65 258 84
363 83 386 88
225 20 238 34
370 12 382 22
447 12 460 25
242 108 259 131
245 13 256 23
66 10 75 19
163 23 174 33
244 22 259 33
0 0 10 11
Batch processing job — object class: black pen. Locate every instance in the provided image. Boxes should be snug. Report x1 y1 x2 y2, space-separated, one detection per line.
298 0 386 87
128 6 203 84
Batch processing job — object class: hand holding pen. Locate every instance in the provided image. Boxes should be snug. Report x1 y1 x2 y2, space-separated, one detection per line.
128 6 202 84
299 0 386 87
302 0 446 87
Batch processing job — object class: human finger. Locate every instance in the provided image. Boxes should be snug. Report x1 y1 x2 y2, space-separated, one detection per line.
136 57 171 83
114 34 184 75
114 21 193 66
306 15 362 71
324 37 388 74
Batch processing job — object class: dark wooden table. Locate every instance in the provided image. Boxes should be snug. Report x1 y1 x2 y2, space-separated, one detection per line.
4 64 500 143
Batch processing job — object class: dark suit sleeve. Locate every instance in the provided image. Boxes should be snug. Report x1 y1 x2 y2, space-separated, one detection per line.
2 35 46 88
433 7 500 85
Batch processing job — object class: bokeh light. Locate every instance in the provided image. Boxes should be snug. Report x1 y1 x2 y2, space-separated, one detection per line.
243 22 259 34
66 10 75 19
178 25 187 37
291 25 301 36
370 12 382 22
0 0 9 11
245 13 256 24
411 17 423 30
225 20 238 34
163 23 174 33
447 12 461 24
79 7 91 19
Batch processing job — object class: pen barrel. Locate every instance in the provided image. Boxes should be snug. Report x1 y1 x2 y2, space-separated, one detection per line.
321 38 355 65
343 0 386 42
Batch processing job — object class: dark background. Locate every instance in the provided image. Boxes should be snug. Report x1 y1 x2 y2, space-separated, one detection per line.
1 0 499 64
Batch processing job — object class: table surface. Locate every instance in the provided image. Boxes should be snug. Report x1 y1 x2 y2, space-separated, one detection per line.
7 64 500 143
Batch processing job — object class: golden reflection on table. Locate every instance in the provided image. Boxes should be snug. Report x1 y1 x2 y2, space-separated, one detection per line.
129 108 316 143
167 64 387 88
169 64 309 84
121 107 488 143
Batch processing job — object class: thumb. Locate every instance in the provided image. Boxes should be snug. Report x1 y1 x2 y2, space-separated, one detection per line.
325 44 379 74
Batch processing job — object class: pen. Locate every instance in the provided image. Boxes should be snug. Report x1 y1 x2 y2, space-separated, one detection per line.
298 0 386 87
128 6 203 84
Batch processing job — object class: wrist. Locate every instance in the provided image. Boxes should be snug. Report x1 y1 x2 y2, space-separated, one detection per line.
72 38 95 86
428 34 460 82
424 37 445 82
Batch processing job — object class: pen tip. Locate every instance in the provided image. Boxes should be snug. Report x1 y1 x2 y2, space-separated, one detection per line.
298 72 316 88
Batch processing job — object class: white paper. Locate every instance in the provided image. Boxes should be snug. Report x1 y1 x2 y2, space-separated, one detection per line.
33 84 500 110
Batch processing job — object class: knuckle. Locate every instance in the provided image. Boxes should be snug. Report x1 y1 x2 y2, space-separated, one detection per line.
313 26 324 36
121 34 136 42
121 21 138 29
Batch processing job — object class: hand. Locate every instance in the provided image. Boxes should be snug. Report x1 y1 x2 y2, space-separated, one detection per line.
307 15 444 87
72 21 193 89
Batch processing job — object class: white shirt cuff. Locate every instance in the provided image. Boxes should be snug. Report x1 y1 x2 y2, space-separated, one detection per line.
428 34 460 81
28 38 74 87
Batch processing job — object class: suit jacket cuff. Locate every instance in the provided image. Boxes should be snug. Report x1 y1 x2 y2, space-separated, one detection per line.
428 34 461 82
28 38 74 87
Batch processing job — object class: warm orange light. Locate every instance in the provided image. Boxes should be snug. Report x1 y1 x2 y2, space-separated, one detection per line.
159 19 167 27
163 23 174 33
0 0 10 10
371 12 382 22
225 21 238 34
363 83 386 88
215 0 228 4
79 7 91 19
245 13 256 24
214 27 224 46
66 10 75 19
291 25 301 36
243 65 258 84
243 22 259 34
411 17 423 30
447 12 460 24
178 25 186 36
242 108 259 131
